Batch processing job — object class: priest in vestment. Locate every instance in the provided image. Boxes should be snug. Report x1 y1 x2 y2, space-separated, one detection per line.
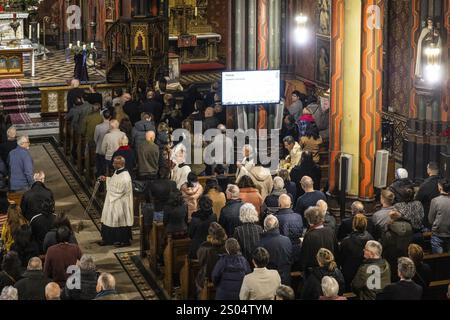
98 156 134 247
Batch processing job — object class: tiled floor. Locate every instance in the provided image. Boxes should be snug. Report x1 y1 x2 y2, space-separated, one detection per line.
21 48 106 86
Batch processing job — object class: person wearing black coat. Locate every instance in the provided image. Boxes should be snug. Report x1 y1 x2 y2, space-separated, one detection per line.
278 169 297 203
389 169 415 204
339 214 374 290
188 196 217 258
63 255 98 300
0 251 22 291
163 191 188 236
140 91 163 123
219 188 244 237
300 207 338 274
258 215 293 285
211 238 251 300
0 127 17 164
377 257 422 300
337 201 376 241
10 225 40 268
232 203 264 263
20 177 55 221
147 167 178 212
29 199 56 254
415 163 441 229
301 248 345 300
123 100 141 126
408 243 432 293
14 257 51 300
290 151 321 198
294 176 326 219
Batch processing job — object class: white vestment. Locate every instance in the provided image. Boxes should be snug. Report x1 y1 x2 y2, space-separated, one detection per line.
101 170 134 228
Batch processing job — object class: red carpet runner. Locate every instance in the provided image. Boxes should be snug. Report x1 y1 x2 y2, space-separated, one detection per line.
0 79 32 125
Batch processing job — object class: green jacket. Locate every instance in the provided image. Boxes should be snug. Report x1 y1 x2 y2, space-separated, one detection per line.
82 110 103 142
351 258 391 300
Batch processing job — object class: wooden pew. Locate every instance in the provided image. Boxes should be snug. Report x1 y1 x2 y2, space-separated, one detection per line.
63 118 71 156
68 125 75 159
84 142 96 186
163 235 191 295
424 252 450 282
199 280 216 300
180 256 201 300
149 221 165 272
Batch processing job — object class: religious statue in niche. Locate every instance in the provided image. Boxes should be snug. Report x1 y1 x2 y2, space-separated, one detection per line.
415 17 442 81
317 0 331 37
316 39 330 86
133 30 147 56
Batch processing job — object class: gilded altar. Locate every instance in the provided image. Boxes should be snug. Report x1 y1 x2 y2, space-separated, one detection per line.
168 0 221 64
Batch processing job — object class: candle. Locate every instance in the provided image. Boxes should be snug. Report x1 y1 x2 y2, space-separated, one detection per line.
29 25 31 38
69 43 73 49
77 40 80 47
90 42 94 48
83 44 86 50
194 7 197 17
37 23 40 39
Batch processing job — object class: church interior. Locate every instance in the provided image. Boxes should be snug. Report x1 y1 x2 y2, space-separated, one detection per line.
0 0 448 302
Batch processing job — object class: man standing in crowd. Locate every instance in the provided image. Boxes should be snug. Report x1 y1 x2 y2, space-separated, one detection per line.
295 176 326 218
98 156 134 247
0 126 17 164
94 109 112 177
287 90 303 120
20 171 54 221
416 162 440 228
8 136 34 192
101 119 126 171
137 131 160 181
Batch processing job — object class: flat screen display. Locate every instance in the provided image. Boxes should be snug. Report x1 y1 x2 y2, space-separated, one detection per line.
221 70 281 105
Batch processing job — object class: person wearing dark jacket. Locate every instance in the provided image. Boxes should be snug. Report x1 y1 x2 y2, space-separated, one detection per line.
301 248 345 300
132 113 156 149
300 207 338 273
14 257 51 300
64 254 98 300
264 177 288 209
415 162 441 228
389 168 414 203
377 257 422 300
294 176 326 219
7 136 34 192
232 203 263 263
0 126 17 164
219 184 244 237
29 199 56 254
337 201 376 241
0 251 22 291
352 240 391 300
278 169 297 203
259 215 292 285
123 99 141 126
10 225 40 268
316 200 336 232
149 166 178 213
381 211 413 281
94 273 120 300
141 90 163 123
43 212 78 254
195 223 227 293
188 196 217 258
20 172 54 221
408 244 432 293
339 214 374 290
290 152 321 199
163 190 188 236
211 238 251 300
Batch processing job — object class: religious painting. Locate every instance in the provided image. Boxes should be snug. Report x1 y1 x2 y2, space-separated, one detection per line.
131 24 149 57
315 38 330 87
8 56 21 71
0 57 6 70
317 0 331 38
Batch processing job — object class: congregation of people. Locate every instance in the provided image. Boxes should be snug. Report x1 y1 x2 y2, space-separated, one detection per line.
0 81 449 301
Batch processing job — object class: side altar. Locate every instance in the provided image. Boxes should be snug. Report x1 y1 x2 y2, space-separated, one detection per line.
168 0 221 65
0 12 29 41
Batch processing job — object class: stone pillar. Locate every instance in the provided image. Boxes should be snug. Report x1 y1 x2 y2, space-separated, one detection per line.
248 0 257 70
234 0 246 70
328 0 385 215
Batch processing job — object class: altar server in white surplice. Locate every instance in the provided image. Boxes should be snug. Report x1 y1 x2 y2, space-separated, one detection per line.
98 156 134 247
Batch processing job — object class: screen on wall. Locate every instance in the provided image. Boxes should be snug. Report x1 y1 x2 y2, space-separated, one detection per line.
221 70 281 106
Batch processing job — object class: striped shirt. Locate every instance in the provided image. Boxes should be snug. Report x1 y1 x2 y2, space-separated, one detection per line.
233 223 263 262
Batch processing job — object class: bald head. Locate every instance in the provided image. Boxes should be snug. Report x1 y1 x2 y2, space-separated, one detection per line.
279 194 292 208
96 273 116 293
300 176 314 192
45 282 61 300
123 93 132 102
27 257 42 271
146 131 156 142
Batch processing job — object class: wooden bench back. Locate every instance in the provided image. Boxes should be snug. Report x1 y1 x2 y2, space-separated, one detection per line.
149 221 165 272
163 235 191 295
199 280 216 300
179 256 201 300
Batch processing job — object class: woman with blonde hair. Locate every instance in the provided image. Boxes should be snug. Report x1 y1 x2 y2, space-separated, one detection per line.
1 202 27 253
408 243 432 291
301 248 345 300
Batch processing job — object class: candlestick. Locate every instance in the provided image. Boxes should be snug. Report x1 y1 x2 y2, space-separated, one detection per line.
90 42 94 49
82 44 86 50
